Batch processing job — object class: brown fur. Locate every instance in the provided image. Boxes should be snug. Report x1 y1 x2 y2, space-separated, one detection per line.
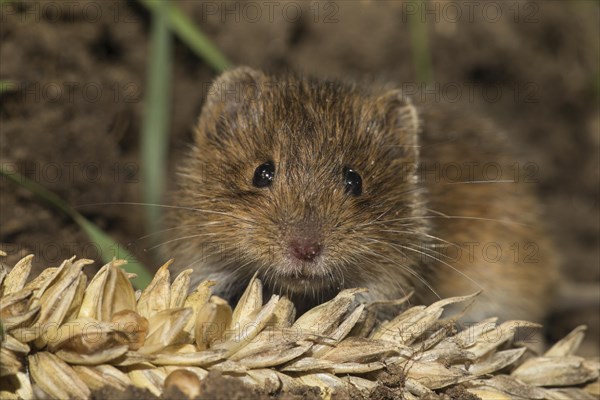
165 67 558 321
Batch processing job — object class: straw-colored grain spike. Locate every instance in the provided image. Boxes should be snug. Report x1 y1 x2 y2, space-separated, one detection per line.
0 254 597 399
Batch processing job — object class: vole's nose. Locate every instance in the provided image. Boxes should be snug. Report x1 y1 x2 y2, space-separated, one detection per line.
289 238 322 262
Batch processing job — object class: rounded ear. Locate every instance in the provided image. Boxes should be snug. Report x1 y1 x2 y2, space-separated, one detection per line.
203 67 267 111
196 67 267 143
376 89 420 159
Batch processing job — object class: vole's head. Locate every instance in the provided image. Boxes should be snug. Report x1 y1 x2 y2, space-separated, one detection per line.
169 67 428 305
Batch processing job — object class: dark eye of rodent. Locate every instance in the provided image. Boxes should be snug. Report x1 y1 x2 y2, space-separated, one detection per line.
252 161 275 188
343 167 362 196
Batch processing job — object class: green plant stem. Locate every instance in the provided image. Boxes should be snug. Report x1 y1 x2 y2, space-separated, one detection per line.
407 0 434 84
142 1 172 237
138 0 231 72
0 166 153 289
0 81 17 94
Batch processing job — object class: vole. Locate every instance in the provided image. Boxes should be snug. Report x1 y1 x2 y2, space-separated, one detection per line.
165 67 558 322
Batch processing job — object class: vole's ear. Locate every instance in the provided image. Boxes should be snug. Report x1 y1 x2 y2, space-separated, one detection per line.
203 67 266 111
376 89 420 159
196 67 267 143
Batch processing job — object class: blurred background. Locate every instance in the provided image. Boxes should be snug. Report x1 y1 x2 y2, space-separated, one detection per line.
1 1 598 354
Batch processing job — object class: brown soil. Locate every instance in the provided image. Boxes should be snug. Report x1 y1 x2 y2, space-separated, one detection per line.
1 0 599 397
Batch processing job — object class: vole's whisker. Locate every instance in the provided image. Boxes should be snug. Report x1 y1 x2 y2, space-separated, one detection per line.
426 207 533 227
442 180 516 185
391 243 484 291
148 231 231 251
75 201 253 224
375 230 458 261
180 254 215 274
75 201 199 212
231 257 259 277
384 229 461 250
350 252 413 302
334 202 391 230
405 230 464 251
137 221 228 240
368 214 531 228
357 240 440 300
372 206 396 224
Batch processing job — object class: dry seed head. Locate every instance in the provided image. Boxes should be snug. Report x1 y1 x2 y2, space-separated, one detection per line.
194 296 232 350
0 254 598 400
110 309 149 350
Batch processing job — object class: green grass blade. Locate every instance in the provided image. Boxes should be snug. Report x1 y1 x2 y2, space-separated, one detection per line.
0 80 17 94
407 0 434 84
73 215 153 289
142 1 172 237
1 165 74 217
138 0 231 72
0 166 153 289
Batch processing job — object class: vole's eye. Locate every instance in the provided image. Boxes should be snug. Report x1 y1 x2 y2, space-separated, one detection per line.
343 167 362 196
252 161 275 188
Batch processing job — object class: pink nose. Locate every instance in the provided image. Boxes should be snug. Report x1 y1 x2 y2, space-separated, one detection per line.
289 238 322 262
